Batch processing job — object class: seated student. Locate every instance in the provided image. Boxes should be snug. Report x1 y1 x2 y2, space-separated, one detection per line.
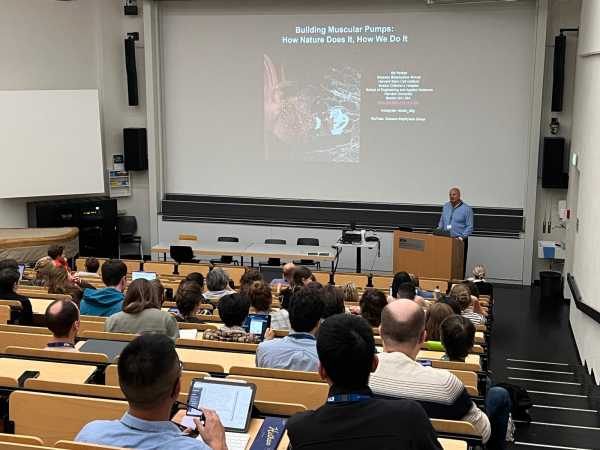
0 267 33 325
270 262 295 288
423 302 454 351
321 285 345 319
280 265 313 310
44 299 80 351
390 271 412 299
76 256 101 278
173 280 204 323
438 294 462 315
470 264 494 297
341 282 359 303
369 300 501 447
184 272 205 290
358 288 387 327
31 256 54 286
287 313 441 450
203 267 234 305
392 282 417 301
203 293 272 343
239 268 263 295
80 259 127 317
76 334 226 450
256 285 323 371
105 279 179 341
451 284 486 326
47 265 86 305
48 244 69 270
247 280 290 330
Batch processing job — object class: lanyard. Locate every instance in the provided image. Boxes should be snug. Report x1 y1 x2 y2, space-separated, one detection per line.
47 342 74 348
449 201 463 223
288 333 315 341
327 394 372 403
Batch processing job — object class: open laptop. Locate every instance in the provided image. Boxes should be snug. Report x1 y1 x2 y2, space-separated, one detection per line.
259 266 283 283
184 378 256 450
131 271 157 281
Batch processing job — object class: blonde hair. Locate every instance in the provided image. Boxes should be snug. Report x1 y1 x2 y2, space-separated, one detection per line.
472 264 487 280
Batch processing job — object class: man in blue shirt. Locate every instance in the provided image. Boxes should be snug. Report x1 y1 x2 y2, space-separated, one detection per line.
256 285 323 372
76 334 227 450
438 187 474 277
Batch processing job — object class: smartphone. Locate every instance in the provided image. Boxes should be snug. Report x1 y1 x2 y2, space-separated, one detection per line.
168 307 180 314
18 370 40 386
243 314 271 340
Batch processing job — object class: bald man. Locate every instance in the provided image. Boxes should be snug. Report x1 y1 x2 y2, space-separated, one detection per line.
44 299 80 351
438 187 473 276
369 300 492 445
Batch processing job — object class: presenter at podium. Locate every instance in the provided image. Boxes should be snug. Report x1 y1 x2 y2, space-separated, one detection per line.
438 187 473 277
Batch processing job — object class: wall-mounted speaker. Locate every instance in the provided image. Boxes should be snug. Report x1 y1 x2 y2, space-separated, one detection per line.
551 34 566 112
124 37 138 106
124 128 148 171
542 137 568 189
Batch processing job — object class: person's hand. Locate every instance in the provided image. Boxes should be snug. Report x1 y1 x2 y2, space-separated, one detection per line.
457 236 463 241
195 409 227 450
349 305 361 315
473 298 483 314
263 328 275 341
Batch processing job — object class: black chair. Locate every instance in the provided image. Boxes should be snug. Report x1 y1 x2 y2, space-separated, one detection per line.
261 238 287 267
210 236 240 265
170 245 198 264
117 215 143 259
294 237 320 270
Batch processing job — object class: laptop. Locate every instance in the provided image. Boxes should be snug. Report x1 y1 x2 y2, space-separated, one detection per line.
131 271 157 281
259 266 283 283
184 378 256 450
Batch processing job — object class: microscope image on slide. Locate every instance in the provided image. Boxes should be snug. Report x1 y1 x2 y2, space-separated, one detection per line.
264 54 360 163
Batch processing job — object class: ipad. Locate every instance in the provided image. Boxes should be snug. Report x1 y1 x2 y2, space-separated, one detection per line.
243 314 271 341
132 271 157 281
186 378 256 432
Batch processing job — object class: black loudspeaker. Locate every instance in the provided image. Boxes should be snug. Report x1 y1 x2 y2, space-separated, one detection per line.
124 128 148 171
551 34 566 112
124 37 138 106
542 137 568 189
27 197 118 258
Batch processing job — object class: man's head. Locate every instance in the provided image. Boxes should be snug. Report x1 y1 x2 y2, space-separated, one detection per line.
441 315 475 361
380 299 427 358
359 288 388 328
321 285 345 318
292 266 312 287
101 259 128 290
391 271 411 298
240 268 263 292
184 272 205 290
207 267 230 292
283 263 295 284
0 268 19 293
289 286 324 333
394 282 416 300
45 299 80 339
175 280 203 317
217 293 250 327
84 257 100 274
449 187 461 205
0 259 19 272
47 245 64 261
317 314 377 389
450 284 472 311
118 334 181 410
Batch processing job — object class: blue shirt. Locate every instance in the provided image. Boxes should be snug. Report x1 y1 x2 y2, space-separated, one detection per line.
438 201 474 238
76 412 210 450
256 332 319 372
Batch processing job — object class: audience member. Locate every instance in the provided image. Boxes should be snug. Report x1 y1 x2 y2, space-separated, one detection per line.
247 280 290 330
270 262 295 288
47 265 86 305
32 256 54 286
394 282 417 301
281 265 313 310
287 313 441 449
0 259 19 273
80 259 127 317
369 299 511 449
470 264 494 297
239 268 263 295
174 280 204 323
341 282 359 303
48 244 69 270
203 293 271 343
256 285 323 371
0 267 33 325
451 284 486 326
44 299 80 351
77 257 101 278
105 279 179 341
359 288 387 327
203 268 234 304
321 285 345 318
441 315 476 361
438 294 462 314
76 334 226 450
184 272 205 290
152 279 165 305
390 271 412 298
424 302 454 351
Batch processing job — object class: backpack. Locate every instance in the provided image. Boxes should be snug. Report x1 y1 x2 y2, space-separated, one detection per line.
496 382 533 422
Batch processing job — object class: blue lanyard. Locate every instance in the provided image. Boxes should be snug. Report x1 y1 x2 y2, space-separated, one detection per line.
449 201 463 223
47 342 74 348
327 394 372 404
288 333 315 341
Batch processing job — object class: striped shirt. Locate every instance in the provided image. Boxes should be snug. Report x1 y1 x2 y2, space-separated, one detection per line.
462 307 487 325
369 351 491 443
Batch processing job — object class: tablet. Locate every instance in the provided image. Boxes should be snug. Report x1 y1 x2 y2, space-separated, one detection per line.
132 271 157 281
186 378 256 432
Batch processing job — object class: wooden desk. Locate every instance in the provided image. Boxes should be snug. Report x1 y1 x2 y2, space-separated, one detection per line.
0 357 96 384
440 438 467 450
30 298 52 315
176 347 256 372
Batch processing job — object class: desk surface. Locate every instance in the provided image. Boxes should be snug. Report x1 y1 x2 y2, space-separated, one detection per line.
176 347 256 371
0 357 96 384
440 438 467 450
30 298 52 315
152 241 336 261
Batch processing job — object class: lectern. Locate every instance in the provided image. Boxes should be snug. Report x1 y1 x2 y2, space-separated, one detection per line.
393 230 464 279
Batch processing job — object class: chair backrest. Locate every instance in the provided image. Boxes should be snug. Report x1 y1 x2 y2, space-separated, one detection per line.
117 216 137 236
9 390 128 445
334 273 368 289
0 331 51 351
312 272 331 285
297 238 319 246
120 260 141 274
169 245 195 263
0 442 56 450
371 275 393 290
141 261 175 275
178 234 198 241
0 434 44 446
79 320 105 333
79 330 136 342
177 263 211 277
229 365 323 382
217 236 239 243
0 305 13 324
104 365 208 392
24 379 125 400
4 346 110 364
221 266 245 286
265 239 286 245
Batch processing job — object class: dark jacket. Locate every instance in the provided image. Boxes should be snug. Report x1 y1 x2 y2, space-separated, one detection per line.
0 290 33 325
287 386 442 450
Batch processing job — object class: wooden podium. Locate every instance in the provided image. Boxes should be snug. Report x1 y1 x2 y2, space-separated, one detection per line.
393 230 464 280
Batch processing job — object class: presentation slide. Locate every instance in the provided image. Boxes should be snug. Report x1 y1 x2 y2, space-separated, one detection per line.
161 2 536 207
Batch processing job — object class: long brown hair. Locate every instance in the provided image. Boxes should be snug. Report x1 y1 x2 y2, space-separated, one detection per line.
48 265 73 294
123 279 161 314
425 303 454 341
